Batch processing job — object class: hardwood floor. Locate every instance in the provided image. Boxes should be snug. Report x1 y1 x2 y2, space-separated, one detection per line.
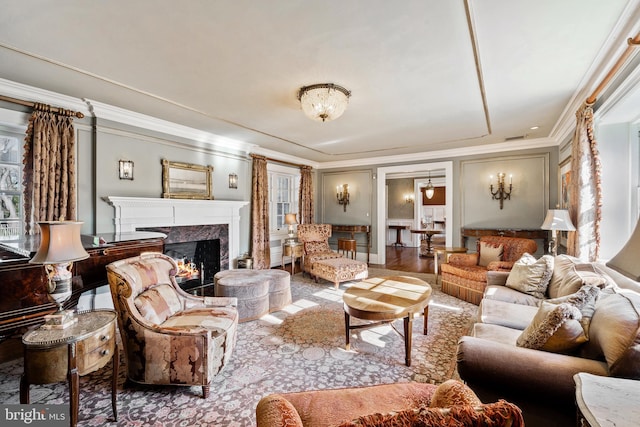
380 245 435 273
280 245 435 275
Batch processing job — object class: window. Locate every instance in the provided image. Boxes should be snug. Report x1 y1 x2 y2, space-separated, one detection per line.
267 164 300 234
0 132 22 240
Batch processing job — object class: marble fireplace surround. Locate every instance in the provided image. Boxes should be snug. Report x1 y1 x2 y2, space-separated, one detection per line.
106 196 249 269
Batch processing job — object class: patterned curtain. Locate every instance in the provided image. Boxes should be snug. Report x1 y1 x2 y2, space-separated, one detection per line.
299 165 314 224
22 103 77 234
250 154 270 269
567 103 602 261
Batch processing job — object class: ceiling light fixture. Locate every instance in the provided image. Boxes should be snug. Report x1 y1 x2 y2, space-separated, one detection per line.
425 172 435 200
298 83 351 122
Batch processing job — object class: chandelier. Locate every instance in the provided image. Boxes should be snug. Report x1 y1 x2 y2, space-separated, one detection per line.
298 83 351 122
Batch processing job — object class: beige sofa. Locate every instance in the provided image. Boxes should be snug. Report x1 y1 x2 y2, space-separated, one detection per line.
456 254 640 427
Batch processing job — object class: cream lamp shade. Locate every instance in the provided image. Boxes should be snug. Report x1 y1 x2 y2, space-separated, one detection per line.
540 209 575 256
30 221 89 264
607 217 640 281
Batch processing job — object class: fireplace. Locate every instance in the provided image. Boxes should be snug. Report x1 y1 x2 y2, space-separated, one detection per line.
107 197 249 274
139 224 227 295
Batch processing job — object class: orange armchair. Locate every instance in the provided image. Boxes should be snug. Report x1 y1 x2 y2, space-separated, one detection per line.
440 236 537 305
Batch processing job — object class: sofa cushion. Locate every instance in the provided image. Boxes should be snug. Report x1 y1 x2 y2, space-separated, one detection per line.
483 285 541 306
587 290 640 378
516 302 587 353
479 242 503 267
339 401 524 427
546 284 600 338
472 323 522 346
548 256 610 298
478 298 538 330
429 380 481 408
134 283 182 324
505 253 554 299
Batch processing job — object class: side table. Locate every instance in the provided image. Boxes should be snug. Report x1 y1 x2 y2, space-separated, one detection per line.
433 246 467 283
21 309 119 426
574 372 640 426
338 238 357 259
282 241 303 275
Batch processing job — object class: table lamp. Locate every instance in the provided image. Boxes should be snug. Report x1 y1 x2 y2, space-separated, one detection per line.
29 221 89 329
540 209 575 256
284 213 298 244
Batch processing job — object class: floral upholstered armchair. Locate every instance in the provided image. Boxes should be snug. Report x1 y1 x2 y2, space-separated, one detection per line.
106 252 238 398
440 236 537 305
297 224 343 276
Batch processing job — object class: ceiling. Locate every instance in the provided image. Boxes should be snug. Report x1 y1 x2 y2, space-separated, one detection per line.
0 0 639 166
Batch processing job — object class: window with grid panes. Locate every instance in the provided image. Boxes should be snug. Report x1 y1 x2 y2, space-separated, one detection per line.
268 164 299 234
0 132 22 240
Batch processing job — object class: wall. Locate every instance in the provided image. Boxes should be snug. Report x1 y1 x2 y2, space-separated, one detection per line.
386 178 414 219
596 122 638 259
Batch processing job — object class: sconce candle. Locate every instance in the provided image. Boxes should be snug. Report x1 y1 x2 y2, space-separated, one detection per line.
337 184 350 212
490 172 513 209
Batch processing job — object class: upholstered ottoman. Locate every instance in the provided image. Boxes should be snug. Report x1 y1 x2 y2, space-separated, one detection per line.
309 258 368 289
214 269 292 322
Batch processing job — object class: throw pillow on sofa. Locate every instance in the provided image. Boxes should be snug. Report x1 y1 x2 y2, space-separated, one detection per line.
429 379 482 408
478 242 503 267
505 253 554 299
546 284 600 338
586 290 640 378
516 301 587 353
547 255 611 298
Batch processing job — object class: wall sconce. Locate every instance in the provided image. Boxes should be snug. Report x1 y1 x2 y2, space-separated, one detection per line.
405 194 414 204
229 173 238 189
119 160 134 180
336 184 350 212
490 173 513 209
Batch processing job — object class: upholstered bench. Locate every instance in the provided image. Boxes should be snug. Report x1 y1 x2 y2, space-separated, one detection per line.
214 269 292 322
309 257 368 289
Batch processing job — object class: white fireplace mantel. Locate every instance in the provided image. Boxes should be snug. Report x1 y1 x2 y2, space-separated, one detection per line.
106 196 249 264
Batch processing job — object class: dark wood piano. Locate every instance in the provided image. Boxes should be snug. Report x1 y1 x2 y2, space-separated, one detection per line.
0 231 165 336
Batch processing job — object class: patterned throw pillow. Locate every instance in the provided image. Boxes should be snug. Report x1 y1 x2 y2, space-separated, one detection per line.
478 242 504 267
338 401 524 427
516 302 587 353
505 253 554 299
546 284 600 338
429 380 482 408
134 283 182 324
304 241 331 254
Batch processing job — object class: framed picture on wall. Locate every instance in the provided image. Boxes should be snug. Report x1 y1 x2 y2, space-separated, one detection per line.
559 157 572 248
162 159 214 200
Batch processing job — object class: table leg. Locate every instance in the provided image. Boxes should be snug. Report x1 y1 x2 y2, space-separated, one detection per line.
291 256 295 275
345 311 351 351
19 374 29 404
425 234 433 254
112 342 119 421
68 342 79 427
404 315 413 367
423 305 429 335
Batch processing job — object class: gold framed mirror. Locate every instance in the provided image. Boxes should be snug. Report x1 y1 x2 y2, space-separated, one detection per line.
162 159 214 200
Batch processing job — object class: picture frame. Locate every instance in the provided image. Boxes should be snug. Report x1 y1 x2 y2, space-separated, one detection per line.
162 159 214 200
558 157 572 248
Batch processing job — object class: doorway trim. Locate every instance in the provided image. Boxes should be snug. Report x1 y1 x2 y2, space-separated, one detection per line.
376 161 453 263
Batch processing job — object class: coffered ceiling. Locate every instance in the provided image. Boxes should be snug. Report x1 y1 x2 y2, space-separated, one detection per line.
0 1 639 166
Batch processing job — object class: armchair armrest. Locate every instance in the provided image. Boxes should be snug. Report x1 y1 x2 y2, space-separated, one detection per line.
181 294 238 309
447 253 478 266
486 261 514 271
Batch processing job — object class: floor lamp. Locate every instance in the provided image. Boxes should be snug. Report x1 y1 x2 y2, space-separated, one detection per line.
541 209 575 256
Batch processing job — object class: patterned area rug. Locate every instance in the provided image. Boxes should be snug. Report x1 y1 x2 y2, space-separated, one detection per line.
0 268 477 426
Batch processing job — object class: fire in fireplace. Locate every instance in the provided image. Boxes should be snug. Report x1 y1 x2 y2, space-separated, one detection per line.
164 239 220 294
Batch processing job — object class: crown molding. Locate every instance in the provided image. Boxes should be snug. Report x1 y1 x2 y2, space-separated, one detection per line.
316 137 557 169
249 146 320 170
85 99 255 157
0 77 91 115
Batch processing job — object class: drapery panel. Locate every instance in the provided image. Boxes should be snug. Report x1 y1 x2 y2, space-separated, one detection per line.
299 165 314 224
567 103 602 261
22 103 77 234
250 154 270 269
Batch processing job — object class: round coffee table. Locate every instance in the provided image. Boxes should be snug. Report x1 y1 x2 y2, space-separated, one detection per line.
343 276 432 367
